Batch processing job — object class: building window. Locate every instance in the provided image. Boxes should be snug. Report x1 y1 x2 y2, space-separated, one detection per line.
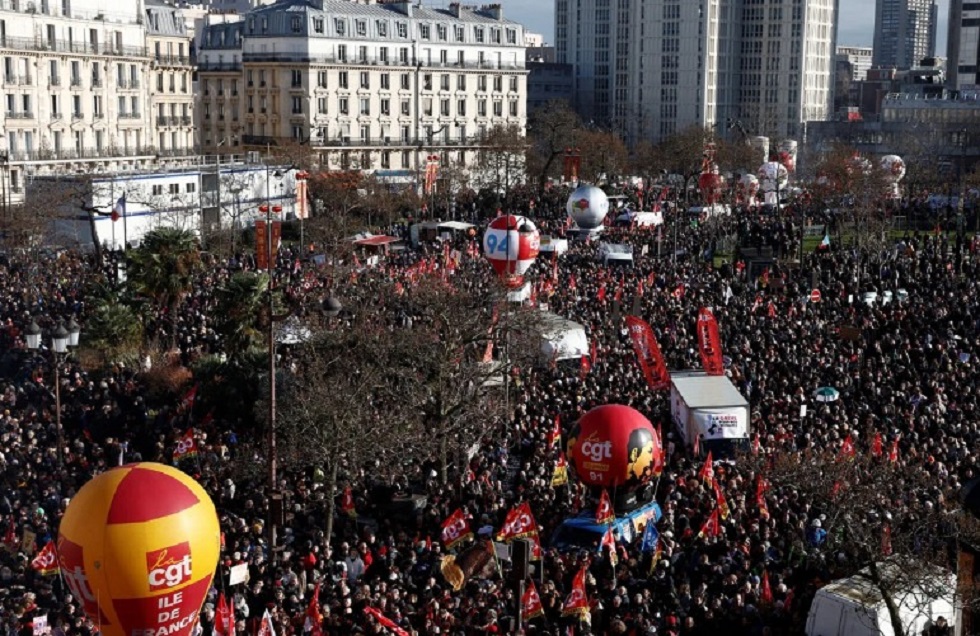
339 71 348 89
338 45 347 62
313 18 323 34
376 20 387 37
339 97 348 114
509 76 518 92
356 20 366 36
291 16 301 33
292 97 303 114
186 183 196 193
317 71 328 88
152 184 164 196
401 73 410 90
291 69 302 87
437 25 447 41
317 97 327 114
397 22 408 38
457 99 466 116
380 73 390 89
440 74 450 90
454 26 464 42
506 29 516 44
401 99 410 115
509 101 518 116
420 24 430 40
478 99 486 116
474 28 484 43
457 75 466 90
360 98 370 115
169 183 180 195
493 76 502 91
381 150 391 168
334 19 345 35
380 98 390 115
380 47 389 63
493 101 502 116
360 71 369 89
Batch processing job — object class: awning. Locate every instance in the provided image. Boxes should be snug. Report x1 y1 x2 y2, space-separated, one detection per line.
437 221 476 231
353 235 401 247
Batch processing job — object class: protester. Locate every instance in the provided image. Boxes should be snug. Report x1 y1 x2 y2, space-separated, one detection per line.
1 197 976 636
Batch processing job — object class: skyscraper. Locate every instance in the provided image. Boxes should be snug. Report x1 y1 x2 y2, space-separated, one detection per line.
555 0 837 145
872 0 938 70
947 0 980 90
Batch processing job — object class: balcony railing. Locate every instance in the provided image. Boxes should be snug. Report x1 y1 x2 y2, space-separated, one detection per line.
118 79 140 89
241 134 481 148
236 52 526 70
153 54 190 66
5 111 34 119
0 34 147 58
4 74 32 85
118 112 141 119
197 61 242 72
5 146 177 162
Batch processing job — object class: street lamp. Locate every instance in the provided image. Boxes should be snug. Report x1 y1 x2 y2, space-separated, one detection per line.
25 318 81 468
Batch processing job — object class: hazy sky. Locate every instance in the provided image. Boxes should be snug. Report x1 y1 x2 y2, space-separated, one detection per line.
498 0 951 55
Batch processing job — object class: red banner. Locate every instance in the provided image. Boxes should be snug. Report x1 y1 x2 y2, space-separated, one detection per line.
561 566 590 619
595 490 614 525
521 580 544 622
255 220 282 270
440 508 473 550
697 308 724 375
624 316 671 391
496 502 539 542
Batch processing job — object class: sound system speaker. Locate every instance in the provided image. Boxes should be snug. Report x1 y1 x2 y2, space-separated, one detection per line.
512 538 531 580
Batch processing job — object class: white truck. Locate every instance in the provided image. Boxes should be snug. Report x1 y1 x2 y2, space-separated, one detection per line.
670 371 750 458
805 563 957 636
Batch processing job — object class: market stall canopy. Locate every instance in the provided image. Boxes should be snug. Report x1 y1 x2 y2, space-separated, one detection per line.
352 234 401 247
437 221 476 231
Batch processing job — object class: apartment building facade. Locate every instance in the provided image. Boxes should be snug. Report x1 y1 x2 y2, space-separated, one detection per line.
196 0 529 176
0 0 195 206
556 0 837 146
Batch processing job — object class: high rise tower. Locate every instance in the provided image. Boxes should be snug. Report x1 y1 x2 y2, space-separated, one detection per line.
872 0 938 70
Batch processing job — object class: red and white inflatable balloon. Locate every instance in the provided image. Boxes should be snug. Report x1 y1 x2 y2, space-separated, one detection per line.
483 215 540 288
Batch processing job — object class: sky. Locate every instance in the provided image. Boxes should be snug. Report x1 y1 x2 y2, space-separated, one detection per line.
498 0 951 56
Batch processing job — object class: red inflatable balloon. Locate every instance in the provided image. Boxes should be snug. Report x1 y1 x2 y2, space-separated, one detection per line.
567 405 663 489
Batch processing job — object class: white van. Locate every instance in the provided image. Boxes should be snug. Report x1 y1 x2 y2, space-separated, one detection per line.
597 243 634 266
805 563 956 636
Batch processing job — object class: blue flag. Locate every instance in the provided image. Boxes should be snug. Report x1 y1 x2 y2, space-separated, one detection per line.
640 522 659 553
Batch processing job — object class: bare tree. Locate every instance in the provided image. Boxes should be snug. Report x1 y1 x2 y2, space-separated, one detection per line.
527 100 582 190
471 124 529 202
755 448 976 636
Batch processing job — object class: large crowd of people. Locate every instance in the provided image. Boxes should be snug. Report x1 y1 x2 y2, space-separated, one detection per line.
0 196 975 636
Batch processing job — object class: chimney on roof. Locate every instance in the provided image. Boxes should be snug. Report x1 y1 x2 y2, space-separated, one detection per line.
448 2 461 18
480 3 502 20
389 1 413 17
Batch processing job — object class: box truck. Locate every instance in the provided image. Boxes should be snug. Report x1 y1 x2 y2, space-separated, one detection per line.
670 371 750 458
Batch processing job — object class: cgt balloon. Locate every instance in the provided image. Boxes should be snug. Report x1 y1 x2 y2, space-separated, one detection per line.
567 404 663 490
58 463 220 636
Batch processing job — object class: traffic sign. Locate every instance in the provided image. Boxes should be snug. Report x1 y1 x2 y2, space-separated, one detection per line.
810 289 822 303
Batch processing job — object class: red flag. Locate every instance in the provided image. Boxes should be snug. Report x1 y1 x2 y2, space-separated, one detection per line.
636 279 644 298
624 315 671 391
600 527 618 565
496 502 539 542
838 434 856 461
304 583 322 636
767 301 777 318
561 567 590 620
521 580 545 622
871 432 883 457
180 384 198 412
215 593 230 636
760 570 774 605
889 437 900 463
363 607 410 636
595 490 615 525
696 307 725 375
613 282 623 303
881 525 893 556
440 508 473 550
756 476 770 519
30 540 60 576
580 355 591 380
547 415 561 448
173 429 198 462
699 451 715 487
569 274 577 290
256 609 276 636
340 486 356 518
597 283 607 302
712 480 731 520
673 284 685 299
697 508 722 539
552 453 569 487
590 339 598 365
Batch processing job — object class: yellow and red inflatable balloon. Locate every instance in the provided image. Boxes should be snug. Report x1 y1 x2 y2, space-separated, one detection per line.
58 463 219 636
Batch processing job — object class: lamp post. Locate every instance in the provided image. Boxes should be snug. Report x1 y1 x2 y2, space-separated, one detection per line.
25 318 80 469
261 165 283 563
228 183 244 253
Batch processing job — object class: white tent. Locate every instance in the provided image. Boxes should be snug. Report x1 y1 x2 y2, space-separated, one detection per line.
535 311 589 362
